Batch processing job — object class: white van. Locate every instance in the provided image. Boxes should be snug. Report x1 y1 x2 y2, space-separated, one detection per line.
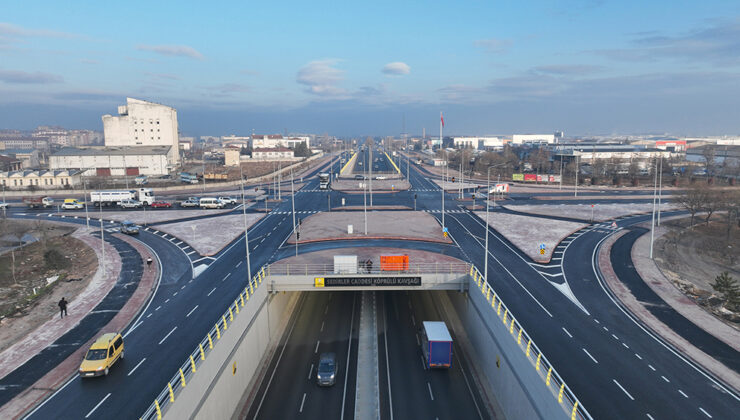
199 197 224 209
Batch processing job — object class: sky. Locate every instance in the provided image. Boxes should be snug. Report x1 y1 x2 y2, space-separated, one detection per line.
0 0 739 137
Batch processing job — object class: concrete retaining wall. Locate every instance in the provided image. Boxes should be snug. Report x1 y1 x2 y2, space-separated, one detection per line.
162 288 298 420
440 287 568 420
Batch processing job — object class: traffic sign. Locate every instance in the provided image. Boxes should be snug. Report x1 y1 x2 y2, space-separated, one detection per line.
539 243 546 250
443 227 449 233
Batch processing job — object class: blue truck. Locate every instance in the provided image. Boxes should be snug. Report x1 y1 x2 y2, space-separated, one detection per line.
420 321 453 368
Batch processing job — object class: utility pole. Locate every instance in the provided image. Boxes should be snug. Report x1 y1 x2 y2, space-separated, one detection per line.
657 156 663 226
559 154 564 191
649 157 658 259
291 168 297 257
363 162 368 235
574 154 579 197
369 145 373 206
99 199 105 277
239 165 252 281
83 179 90 229
484 167 493 285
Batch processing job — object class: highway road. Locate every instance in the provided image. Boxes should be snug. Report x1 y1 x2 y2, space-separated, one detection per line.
5 147 738 420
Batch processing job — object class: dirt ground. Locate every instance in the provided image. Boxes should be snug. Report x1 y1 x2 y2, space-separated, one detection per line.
0 221 97 352
654 216 740 296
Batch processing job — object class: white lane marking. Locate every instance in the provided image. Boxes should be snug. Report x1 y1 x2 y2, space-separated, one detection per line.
562 327 573 338
187 250 195 255
165 298 170 303
594 319 600 324
299 393 306 413
147 313 152 318
127 358 146 376
181 285 186 290
661 375 670 383
308 364 314 380
648 364 656 371
603 326 609 332
622 342 629 349
611 334 619 340
411 314 415 326
208 287 216 296
583 348 598 364
314 340 320 354
647 414 655 420
613 379 634 400
678 389 688 398
340 293 357 420
416 333 420 346
635 353 642 360
237 261 243 267
427 382 434 400
699 407 712 418
320 321 324 332
186 305 199 317
159 326 177 345
224 273 231 281
325 306 329 315
173 292 178 296
155 305 161 311
85 392 111 418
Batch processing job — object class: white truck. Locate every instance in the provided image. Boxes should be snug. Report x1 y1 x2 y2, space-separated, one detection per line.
90 188 155 206
318 173 330 190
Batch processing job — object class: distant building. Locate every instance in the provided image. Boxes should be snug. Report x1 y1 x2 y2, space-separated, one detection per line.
452 136 504 149
251 147 295 160
33 126 102 147
102 97 179 167
1 149 42 168
251 135 310 149
0 155 22 171
0 136 49 151
1 169 82 189
50 146 172 176
224 147 241 166
512 134 556 145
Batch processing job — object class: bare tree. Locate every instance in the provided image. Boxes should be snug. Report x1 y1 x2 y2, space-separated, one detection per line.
676 185 708 228
702 146 716 175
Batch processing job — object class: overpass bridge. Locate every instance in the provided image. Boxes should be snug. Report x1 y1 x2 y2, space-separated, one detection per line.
141 263 590 420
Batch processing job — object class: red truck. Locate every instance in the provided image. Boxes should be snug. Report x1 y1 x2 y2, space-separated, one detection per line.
23 196 54 209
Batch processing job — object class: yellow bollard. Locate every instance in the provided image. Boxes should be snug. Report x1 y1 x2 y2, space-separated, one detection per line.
199 344 206 360
240 294 245 307
222 315 228 330
486 288 490 302
510 318 515 334
235 300 240 314
558 383 565 403
536 353 541 371
245 287 250 300
517 329 523 345
179 368 186 387
167 382 175 402
491 294 496 307
208 332 214 348
469 265 474 276
249 281 254 295
526 340 532 357
155 400 162 420
503 309 508 324
215 324 221 339
497 301 501 315
190 355 197 373
229 306 234 321
571 401 579 420
546 367 553 386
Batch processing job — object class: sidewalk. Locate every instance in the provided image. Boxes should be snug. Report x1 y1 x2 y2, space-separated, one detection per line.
0 230 159 419
598 229 740 392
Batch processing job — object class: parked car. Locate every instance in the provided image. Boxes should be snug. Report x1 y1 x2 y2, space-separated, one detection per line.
354 174 366 180
0 202 9 209
62 198 84 210
119 221 139 235
119 199 142 209
375 176 387 180
180 199 200 208
79 333 124 377
218 196 236 205
316 352 337 386
150 201 172 209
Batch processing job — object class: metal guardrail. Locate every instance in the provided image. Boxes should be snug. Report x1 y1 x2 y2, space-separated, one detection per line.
140 266 267 420
265 262 471 276
468 265 592 420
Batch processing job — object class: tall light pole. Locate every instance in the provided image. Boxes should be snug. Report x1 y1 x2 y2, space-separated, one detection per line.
240 164 252 281
363 159 368 235
649 157 658 259
484 167 493 285
369 146 373 206
574 154 580 197
83 179 90 229
99 197 105 276
291 168 297 256
657 156 663 226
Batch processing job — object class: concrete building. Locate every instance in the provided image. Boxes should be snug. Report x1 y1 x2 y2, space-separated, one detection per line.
224 147 241 166
251 147 295 160
512 134 556 145
33 127 102 147
251 135 310 149
50 146 172 176
452 136 504 149
102 97 179 166
1 169 81 189
0 137 49 151
1 149 42 168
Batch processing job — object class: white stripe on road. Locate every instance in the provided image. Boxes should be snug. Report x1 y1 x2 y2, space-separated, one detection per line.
308 364 314 380
224 273 231 281
678 389 688 398
583 348 598 364
648 364 656 371
127 358 146 376
186 305 199 317
314 340 320 353
613 379 634 400
159 326 177 345
635 353 642 360
208 287 216 296
661 375 670 383
85 393 111 418
427 382 434 400
562 327 573 338
299 393 307 413
699 407 712 418
236 261 242 267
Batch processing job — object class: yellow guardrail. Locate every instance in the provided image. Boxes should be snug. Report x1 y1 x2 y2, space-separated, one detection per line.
469 265 592 420
339 152 356 175
140 266 267 420
383 152 401 174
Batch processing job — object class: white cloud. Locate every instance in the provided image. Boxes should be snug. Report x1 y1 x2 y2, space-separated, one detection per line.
0 69 63 84
473 38 512 53
0 22 76 39
137 44 204 60
296 59 346 96
382 62 410 76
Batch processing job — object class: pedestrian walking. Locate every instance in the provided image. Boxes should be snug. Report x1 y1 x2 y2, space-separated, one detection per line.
58 297 68 319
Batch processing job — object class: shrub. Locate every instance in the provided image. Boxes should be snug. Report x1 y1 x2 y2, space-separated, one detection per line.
44 248 68 269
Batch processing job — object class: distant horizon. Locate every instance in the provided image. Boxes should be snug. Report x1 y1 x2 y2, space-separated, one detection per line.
2 1 739 136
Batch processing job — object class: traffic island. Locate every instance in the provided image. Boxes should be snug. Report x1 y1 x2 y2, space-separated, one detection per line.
330 178 411 193
155 213 265 256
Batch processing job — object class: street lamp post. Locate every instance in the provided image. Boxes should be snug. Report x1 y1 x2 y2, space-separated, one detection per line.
240 164 252 281
649 158 658 259
484 167 493 285
363 161 368 235
83 179 90 229
657 156 663 226
291 168 297 257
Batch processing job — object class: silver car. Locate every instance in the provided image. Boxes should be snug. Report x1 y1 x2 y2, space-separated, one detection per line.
119 199 142 209
316 352 337 386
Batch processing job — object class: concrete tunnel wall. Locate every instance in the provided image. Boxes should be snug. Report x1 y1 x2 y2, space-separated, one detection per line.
162 285 299 420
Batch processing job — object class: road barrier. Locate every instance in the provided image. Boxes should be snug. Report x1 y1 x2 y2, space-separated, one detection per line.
339 152 357 175
139 266 267 420
383 151 402 174
468 265 592 420
265 262 471 276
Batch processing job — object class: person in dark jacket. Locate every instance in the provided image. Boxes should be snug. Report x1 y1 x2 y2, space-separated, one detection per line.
58 297 68 319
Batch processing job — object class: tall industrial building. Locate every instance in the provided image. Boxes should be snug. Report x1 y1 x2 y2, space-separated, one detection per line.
102 97 180 166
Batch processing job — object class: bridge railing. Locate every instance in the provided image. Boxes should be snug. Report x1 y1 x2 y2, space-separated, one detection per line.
266 262 471 276
139 266 268 420
469 265 593 420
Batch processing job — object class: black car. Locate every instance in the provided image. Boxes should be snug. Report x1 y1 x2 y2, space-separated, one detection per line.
316 352 337 386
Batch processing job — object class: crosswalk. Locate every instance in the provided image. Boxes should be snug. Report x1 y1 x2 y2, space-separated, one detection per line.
270 210 320 215
409 188 439 192
422 209 467 214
